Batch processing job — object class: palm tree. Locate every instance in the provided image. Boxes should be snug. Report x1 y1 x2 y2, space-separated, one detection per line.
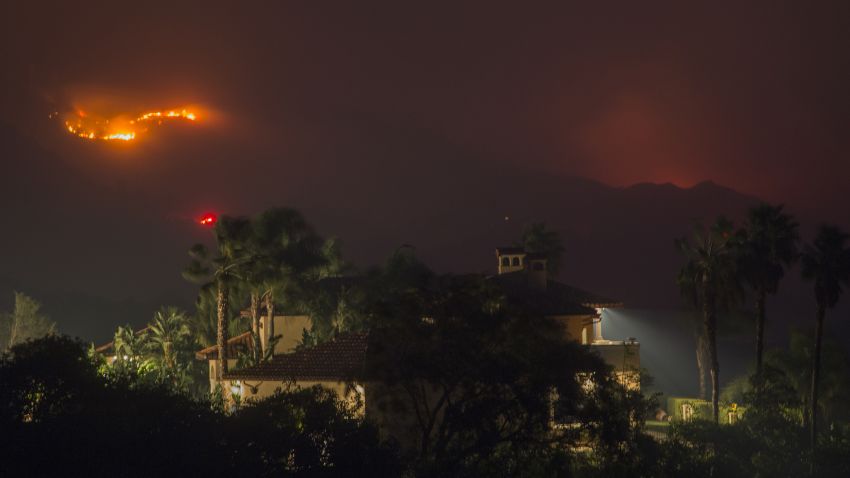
249 208 330 357
738 204 799 377
113 325 147 363
800 225 850 456
183 216 253 382
147 307 190 371
694 330 709 400
677 217 741 422
517 222 565 276
238 250 271 366
188 285 246 348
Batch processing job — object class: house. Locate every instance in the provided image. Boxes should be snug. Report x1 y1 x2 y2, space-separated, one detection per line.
218 331 369 414
196 246 642 451
489 247 640 388
203 247 640 399
195 315 312 394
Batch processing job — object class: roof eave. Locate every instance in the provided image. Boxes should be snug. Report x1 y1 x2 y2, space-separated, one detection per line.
222 373 360 382
582 301 625 309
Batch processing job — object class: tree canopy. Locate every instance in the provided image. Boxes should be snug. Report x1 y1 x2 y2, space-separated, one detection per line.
0 292 57 351
517 222 565 275
0 335 401 478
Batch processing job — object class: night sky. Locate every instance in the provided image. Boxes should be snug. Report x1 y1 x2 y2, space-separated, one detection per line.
2 1 849 345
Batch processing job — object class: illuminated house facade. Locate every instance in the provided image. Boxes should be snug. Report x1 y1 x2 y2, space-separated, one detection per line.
490 247 640 388
195 247 641 451
202 247 640 401
196 315 316 397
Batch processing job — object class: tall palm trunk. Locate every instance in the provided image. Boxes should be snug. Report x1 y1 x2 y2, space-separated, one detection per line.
810 303 825 460
703 280 720 423
216 279 229 381
695 335 708 400
164 342 174 371
755 290 767 377
265 292 275 356
707 324 720 424
250 292 261 364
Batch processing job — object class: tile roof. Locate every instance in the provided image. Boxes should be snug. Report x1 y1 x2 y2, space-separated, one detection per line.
488 271 622 315
545 279 623 309
495 246 526 255
223 332 368 381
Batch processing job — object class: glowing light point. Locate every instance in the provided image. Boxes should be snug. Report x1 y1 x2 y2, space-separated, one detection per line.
199 213 217 226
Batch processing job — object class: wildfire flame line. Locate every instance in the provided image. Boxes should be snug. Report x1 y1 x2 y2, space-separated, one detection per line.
61 108 198 142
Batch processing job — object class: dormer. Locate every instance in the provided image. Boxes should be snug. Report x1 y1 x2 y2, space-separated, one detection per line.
496 247 526 274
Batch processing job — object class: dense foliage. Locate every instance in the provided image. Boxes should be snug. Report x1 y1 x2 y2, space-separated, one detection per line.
363 251 644 475
675 204 850 475
3 205 850 476
105 307 208 397
0 336 401 478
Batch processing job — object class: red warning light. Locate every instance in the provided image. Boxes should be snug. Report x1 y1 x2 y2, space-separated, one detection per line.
199 213 217 226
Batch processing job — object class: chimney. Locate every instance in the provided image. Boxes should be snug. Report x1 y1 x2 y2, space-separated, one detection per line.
527 255 547 290
495 247 526 274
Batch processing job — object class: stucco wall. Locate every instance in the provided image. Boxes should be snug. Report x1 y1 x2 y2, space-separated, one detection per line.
548 314 597 344
259 315 312 355
208 358 240 393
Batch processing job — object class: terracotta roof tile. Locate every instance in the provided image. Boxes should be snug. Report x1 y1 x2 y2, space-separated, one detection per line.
488 272 622 314
223 332 368 381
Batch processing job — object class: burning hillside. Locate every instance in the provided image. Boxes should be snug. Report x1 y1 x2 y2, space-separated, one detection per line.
58 107 199 142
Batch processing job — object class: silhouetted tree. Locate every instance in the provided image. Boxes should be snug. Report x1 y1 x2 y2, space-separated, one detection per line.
303 281 369 342
226 386 402 477
737 203 799 378
363 250 649 475
0 336 402 478
517 222 566 276
800 225 850 459
184 216 253 381
765 329 850 429
247 208 330 360
188 285 246 348
677 217 741 422
0 292 56 351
